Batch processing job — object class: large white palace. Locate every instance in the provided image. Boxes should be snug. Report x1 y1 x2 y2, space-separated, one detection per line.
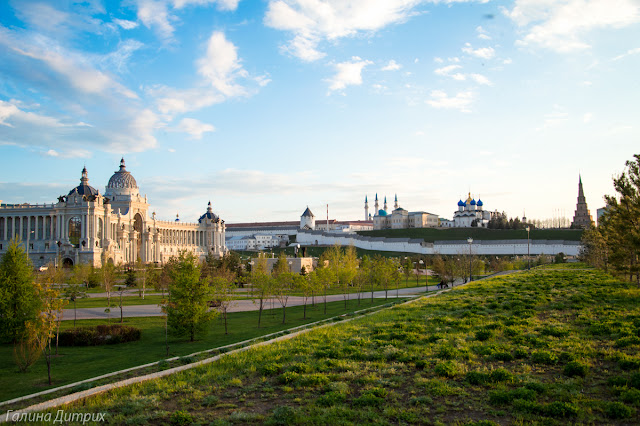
368 194 439 230
0 159 226 268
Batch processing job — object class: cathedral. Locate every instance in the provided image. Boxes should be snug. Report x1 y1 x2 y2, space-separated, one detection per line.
0 159 226 268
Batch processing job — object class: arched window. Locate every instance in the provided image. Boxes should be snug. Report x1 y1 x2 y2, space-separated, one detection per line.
68 216 81 247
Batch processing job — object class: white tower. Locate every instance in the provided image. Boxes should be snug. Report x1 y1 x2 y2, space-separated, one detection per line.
374 193 379 214
384 196 388 212
364 196 369 220
300 207 315 230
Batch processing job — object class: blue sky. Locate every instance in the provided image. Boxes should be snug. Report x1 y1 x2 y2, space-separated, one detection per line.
0 0 638 224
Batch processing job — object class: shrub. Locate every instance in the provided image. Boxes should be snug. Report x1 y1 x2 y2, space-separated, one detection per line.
466 371 489 385
524 381 546 394
531 350 558 365
542 401 578 418
475 329 493 341
435 344 459 360
317 391 346 407
618 356 640 371
268 406 299 425
353 393 384 407
434 361 459 378
278 371 299 385
170 410 193 425
492 351 514 362
489 368 513 383
58 324 141 346
564 361 589 377
621 388 640 405
414 359 427 370
604 401 634 419
297 373 329 387
261 363 283 376
513 347 529 359
409 396 433 406
616 336 640 348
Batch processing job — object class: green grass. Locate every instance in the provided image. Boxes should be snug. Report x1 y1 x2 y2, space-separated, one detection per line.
69 294 165 309
357 227 583 242
48 265 640 425
0 298 395 403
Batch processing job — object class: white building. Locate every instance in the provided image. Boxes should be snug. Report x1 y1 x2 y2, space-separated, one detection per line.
449 193 495 228
0 159 226 268
370 194 438 230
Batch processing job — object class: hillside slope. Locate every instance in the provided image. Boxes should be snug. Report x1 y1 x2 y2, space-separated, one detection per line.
57 266 639 424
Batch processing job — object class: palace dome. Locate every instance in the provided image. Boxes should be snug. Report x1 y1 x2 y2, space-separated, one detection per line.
199 202 219 223
470 199 476 206
107 158 138 190
378 209 388 216
457 200 465 207
477 199 483 207
68 167 99 197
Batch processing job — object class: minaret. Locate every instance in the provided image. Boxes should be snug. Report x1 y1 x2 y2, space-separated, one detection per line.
384 196 388 212
364 196 369 221
374 193 379 214
571 174 593 228
81 166 89 186
394 194 398 209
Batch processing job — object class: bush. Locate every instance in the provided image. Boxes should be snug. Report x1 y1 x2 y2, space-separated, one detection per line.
434 361 459 378
475 329 493 341
278 371 299 385
489 368 513 383
466 371 489 385
58 325 141 346
268 406 299 425
531 350 558 365
170 410 193 425
492 351 514 362
616 336 640 348
317 391 346 407
604 401 634 419
542 401 578 418
564 361 589 377
618 356 640 371
621 388 640 405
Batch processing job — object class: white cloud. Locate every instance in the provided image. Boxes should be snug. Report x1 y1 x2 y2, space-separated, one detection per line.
113 19 139 30
103 39 145 73
137 0 175 40
476 25 491 40
0 100 67 128
613 47 640 61
434 57 443 63
503 0 640 52
434 64 462 75
264 0 424 62
462 42 496 59
176 118 216 139
197 31 248 97
426 90 474 112
381 60 402 71
583 112 593 123
172 0 241 11
150 86 225 115
470 73 492 85
326 56 373 93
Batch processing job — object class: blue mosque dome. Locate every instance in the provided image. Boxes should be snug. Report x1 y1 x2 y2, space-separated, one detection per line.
477 199 483 207
470 199 476 206
457 200 465 207
378 209 388 216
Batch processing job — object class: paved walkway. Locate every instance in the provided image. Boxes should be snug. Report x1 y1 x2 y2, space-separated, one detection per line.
62 283 461 320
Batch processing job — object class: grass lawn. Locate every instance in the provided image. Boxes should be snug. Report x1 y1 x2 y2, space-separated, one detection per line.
357 227 583 242
51 265 640 425
0 298 396 403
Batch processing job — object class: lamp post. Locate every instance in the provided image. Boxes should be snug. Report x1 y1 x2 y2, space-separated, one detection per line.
419 259 424 292
525 226 531 270
467 237 473 283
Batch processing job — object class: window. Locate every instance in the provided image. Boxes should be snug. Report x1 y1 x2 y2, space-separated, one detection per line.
68 216 81 247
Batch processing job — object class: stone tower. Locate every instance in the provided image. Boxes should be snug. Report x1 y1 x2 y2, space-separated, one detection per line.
571 175 593 228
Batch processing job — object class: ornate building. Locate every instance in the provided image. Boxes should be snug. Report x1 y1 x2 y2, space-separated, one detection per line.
0 159 226 268
370 194 438 230
446 193 493 228
571 175 593 228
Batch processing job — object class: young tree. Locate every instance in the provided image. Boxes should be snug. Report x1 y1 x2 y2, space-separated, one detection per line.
71 263 91 289
0 238 41 343
100 255 116 308
580 224 608 270
313 264 335 314
13 319 45 373
273 271 295 324
63 284 87 328
298 270 314 319
210 273 236 334
36 279 66 385
250 256 272 328
402 257 413 288
167 251 216 341
354 256 371 305
135 258 149 299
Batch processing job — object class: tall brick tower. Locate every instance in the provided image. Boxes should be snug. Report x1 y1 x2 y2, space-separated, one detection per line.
571 174 593 228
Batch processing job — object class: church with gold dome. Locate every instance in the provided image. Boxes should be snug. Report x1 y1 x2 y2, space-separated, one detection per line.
0 159 226 268
448 193 493 228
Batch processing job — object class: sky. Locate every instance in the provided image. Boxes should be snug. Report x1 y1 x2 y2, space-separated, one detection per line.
0 0 638 225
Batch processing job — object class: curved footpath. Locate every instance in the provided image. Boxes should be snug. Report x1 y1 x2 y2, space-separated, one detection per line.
62 285 441 320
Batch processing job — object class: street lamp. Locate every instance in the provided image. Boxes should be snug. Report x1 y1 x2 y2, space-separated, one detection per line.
419 259 425 292
525 226 531 270
467 237 473 282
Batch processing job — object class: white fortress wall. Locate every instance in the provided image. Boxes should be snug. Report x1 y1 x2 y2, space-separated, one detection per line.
296 230 581 256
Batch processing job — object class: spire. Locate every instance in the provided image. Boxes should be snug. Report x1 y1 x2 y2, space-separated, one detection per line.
119 157 127 172
394 193 398 209
375 193 378 201
365 195 368 203
207 201 213 213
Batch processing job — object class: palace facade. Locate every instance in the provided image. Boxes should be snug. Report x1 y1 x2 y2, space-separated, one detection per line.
0 159 226 268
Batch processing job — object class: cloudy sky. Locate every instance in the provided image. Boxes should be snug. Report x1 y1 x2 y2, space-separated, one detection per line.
0 0 638 224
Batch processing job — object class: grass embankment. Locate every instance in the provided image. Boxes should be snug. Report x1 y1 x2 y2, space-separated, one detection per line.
50 265 640 424
234 246 440 259
0 299 394 403
357 227 583 242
